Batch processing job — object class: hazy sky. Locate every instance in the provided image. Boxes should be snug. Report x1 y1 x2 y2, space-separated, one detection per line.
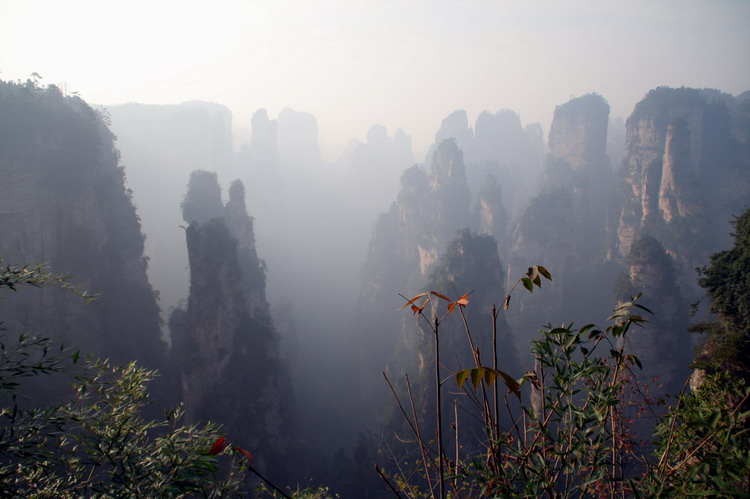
2 0 749 157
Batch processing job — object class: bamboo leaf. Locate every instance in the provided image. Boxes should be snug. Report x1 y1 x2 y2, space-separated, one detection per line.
564 335 578 351
632 302 653 315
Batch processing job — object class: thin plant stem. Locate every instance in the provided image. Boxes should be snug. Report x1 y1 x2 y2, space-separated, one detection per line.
492 304 500 440
406 374 436 497
434 316 445 499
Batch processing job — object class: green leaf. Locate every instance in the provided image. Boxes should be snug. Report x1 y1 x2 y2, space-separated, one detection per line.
630 354 642 369
470 368 483 389
564 335 578 351
708 411 721 430
536 265 552 281
588 329 603 340
72 350 80 364
455 367 520 398
632 302 653 315
521 277 534 292
455 370 470 388
579 324 595 335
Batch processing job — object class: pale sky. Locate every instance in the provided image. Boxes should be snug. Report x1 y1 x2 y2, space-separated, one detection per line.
2 0 749 158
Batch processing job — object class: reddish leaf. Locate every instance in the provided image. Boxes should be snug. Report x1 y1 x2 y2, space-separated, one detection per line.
447 302 457 315
232 445 254 462
399 293 427 310
207 436 228 455
407 296 428 315
429 291 451 302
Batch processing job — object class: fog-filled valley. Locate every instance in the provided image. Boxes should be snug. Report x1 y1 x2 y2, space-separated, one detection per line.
2 1 750 497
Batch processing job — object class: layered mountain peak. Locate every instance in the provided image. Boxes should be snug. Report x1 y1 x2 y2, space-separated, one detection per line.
548 93 610 174
433 109 473 157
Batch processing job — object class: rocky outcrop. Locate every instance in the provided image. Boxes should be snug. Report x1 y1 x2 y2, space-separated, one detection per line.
170 171 289 471
658 121 700 223
356 139 472 423
508 94 618 350
475 175 509 259
0 80 165 369
548 94 610 175
615 87 750 267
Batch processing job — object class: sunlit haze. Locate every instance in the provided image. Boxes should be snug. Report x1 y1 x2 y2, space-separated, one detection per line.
2 0 748 158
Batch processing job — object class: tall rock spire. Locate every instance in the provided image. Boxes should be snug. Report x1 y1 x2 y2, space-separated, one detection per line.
171 171 290 474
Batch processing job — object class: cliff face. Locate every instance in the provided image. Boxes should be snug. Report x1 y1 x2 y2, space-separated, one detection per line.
615 88 750 267
544 94 613 244
170 171 289 471
0 80 165 368
658 121 701 223
508 94 618 350
548 95 609 170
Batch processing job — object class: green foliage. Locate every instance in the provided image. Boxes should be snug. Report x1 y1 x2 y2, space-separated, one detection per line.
694 208 750 379
646 373 750 497
0 262 246 497
449 302 649 498
388 260 748 498
0 260 94 301
1 358 245 497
